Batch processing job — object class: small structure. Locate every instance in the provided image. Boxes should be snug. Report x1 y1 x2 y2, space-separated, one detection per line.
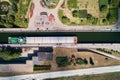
26 36 78 44
40 12 48 15
43 0 57 6
8 37 26 44
49 13 55 23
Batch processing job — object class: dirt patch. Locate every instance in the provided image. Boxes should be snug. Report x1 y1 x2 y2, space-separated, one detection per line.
50 48 120 71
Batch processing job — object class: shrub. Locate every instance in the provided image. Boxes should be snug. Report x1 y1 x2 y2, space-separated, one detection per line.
89 57 94 65
34 65 51 71
76 58 84 64
84 58 88 64
62 16 70 24
56 56 69 67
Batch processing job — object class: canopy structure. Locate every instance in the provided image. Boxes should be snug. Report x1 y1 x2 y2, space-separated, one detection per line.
26 37 77 44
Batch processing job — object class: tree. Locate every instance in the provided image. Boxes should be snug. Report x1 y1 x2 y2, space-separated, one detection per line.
84 58 88 64
72 10 80 18
100 5 108 12
89 57 94 65
11 3 18 12
118 1 120 8
4 23 13 28
87 14 92 20
8 15 15 23
56 57 69 67
62 16 70 24
9 0 19 4
76 58 84 64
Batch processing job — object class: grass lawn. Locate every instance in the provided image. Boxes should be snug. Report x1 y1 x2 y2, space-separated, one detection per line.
45 72 120 80
58 9 70 24
79 10 87 18
109 0 120 8
14 0 31 28
99 0 108 6
109 8 118 24
58 9 63 21
67 0 78 9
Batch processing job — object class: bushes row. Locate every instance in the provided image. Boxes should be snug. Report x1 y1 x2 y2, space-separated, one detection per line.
34 65 51 71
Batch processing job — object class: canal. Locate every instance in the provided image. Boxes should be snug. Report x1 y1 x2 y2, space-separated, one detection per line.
0 32 120 43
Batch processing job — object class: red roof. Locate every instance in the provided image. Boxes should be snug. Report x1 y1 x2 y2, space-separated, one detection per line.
49 14 55 23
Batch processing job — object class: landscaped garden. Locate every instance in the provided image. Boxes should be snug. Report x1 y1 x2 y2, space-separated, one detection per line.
0 0 31 28
58 0 120 26
96 48 120 57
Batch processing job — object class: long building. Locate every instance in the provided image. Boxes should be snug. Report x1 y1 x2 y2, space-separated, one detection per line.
8 36 77 44
26 37 77 44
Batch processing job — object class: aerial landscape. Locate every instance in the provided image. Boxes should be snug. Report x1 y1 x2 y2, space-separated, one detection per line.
0 0 120 80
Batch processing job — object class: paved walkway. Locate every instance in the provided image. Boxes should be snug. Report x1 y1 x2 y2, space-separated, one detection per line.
2 43 120 51
0 65 120 80
89 49 120 60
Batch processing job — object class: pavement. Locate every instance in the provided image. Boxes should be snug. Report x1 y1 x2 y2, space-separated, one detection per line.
89 49 120 60
0 65 120 80
1 43 120 51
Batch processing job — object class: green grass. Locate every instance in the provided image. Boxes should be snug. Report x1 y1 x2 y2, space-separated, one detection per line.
72 10 87 18
45 72 120 80
14 0 31 28
109 8 118 24
58 9 70 24
109 0 120 8
56 57 69 67
0 47 21 60
99 0 108 6
58 9 64 21
67 0 78 9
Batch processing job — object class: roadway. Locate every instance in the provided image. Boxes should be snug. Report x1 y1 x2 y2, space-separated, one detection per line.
0 65 120 80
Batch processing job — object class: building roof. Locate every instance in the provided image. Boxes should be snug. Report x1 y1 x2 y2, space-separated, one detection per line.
8 37 26 44
26 37 77 44
40 12 48 15
37 52 53 61
49 14 55 23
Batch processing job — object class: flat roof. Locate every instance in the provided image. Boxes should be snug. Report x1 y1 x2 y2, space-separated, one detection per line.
37 52 53 61
26 37 77 44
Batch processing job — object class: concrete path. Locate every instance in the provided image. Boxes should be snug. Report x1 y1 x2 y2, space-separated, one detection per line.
89 49 120 60
1 43 120 52
0 65 120 80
